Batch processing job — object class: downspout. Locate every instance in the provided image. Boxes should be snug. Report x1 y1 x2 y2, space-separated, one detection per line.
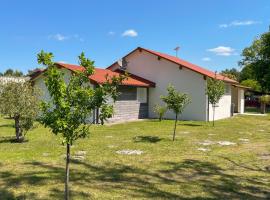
147 87 149 118
205 77 209 122
207 96 210 122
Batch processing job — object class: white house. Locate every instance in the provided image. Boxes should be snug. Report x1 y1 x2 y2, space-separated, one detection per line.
31 47 246 123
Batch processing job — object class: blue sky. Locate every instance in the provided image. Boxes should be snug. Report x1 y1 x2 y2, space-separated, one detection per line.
0 0 269 74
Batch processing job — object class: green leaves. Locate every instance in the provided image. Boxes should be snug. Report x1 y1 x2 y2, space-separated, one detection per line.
161 85 191 115
38 51 124 145
259 95 270 104
0 81 40 136
99 104 114 125
78 52 95 77
153 104 167 121
241 79 261 92
206 77 225 106
37 50 54 66
161 85 191 141
240 30 270 93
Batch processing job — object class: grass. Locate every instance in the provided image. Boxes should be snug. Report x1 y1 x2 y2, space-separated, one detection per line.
245 106 270 114
0 115 270 199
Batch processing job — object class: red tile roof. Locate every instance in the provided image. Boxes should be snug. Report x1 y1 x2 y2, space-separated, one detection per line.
107 47 238 84
54 63 155 87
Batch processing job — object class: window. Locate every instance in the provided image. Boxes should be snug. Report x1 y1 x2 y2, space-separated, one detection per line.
117 86 137 101
137 88 147 103
225 84 231 94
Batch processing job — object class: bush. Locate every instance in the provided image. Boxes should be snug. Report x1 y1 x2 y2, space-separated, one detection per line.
153 104 167 121
259 95 270 114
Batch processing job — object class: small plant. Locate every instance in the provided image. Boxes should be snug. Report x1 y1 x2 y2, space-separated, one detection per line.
153 104 167 121
161 85 191 141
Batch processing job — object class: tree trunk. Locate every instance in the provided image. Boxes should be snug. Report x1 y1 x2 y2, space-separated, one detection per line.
65 143 70 200
14 115 23 142
261 103 266 114
212 106 215 127
159 115 162 122
173 114 178 141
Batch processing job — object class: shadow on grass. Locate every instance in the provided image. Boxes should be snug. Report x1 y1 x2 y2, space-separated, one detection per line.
0 136 28 144
133 136 162 143
0 123 14 128
0 159 269 199
220 156 270 173
0 136 15 144
181 123 203 127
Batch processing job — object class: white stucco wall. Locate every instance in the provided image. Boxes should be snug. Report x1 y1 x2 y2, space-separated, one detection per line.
231 86 245 114
110 50 208 121
208 83 232 121
239 89 245 114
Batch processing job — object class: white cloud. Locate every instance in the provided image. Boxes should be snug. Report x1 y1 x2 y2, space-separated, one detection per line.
219 20 261 28
207 46 236 56
57 61 67 63
73 34 84 42
49 33 69 41
108 31 115 36
202 57 211 61
48 34 84 42
122 29 138 37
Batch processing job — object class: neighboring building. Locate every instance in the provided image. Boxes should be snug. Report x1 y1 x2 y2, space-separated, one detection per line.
0 76 29 84
31 63 155 123
31 47 246 123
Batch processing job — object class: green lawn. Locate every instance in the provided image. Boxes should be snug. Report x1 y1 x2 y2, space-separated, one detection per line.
0 115 270 200
245 106 270 114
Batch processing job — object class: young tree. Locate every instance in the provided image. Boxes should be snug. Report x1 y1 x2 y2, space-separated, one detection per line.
161 85 191 141
37 50 125 200
206 77 225 126
153 104 167 121
0 81 40 142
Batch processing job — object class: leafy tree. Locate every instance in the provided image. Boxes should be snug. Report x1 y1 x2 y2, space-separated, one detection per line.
2 68 24 77
161 85 191 141
240 29 270 93
259 95 270 114
239 64 254 82
206 77 225 126
241 79 261 92
153 104 167 121
37 50 125 200
3 69 14 76
0 81 40 142
220 68 240 81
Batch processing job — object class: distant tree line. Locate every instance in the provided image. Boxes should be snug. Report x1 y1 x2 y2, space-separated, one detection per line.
220 28 270 93
0 68 24 77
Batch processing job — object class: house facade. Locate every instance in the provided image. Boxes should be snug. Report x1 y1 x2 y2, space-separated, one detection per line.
31 47 246 123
